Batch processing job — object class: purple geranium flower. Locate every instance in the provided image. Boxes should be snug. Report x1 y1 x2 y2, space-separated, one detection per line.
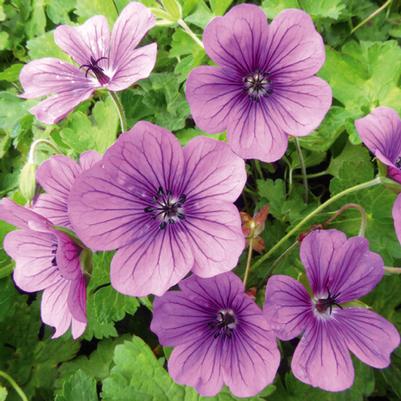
34 151 101 229
68 121 246 296
355 107 401 244
0 199 86 339
19 2 156 124
264 229 400 392
150 272 280 397
186 4 332 162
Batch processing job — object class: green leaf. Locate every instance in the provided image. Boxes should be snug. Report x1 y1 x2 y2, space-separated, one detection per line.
0 64 23 82
209 0 232 16
0 92 34 131
102 336 266 401
75 0 118 25
27 31 70 60
25 0 46 39
55 370 98 401
46 0 76 24
381 346 401 399
0 385 7 401
184 0 213 29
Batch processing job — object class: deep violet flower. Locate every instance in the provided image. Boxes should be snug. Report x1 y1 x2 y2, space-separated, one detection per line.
150 272 280 397
355 107 401 244
264 229 400 392
0 198 86 338
34 151 101 229
19 2 156 124
68 121 247 297
186 4 332 162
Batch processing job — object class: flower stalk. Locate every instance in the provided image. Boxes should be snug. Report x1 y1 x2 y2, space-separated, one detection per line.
243 220 256 288
109 91 128 133
177 18 204 49
252 176 383 271
0 370 28 401
295 137 309 203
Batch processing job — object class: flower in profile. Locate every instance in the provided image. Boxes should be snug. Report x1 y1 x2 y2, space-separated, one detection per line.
355 107 401 244
241 204 269 253
68 121 246 297
150 272 280 397
19 2 157 124
264 229 400 392
186 4 331 162
34 151 101 229
0 198 86 338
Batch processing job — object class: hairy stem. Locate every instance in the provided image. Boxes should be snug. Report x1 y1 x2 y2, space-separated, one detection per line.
295 137 309 203
28 139 60 164
351 0 392 34
252 176 383 271
177 18 204 49
109 91 128 133
243 222 256 288
0 371 28 401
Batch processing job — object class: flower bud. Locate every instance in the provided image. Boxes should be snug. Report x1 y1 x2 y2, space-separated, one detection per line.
161 0 182 22
19 162 37 203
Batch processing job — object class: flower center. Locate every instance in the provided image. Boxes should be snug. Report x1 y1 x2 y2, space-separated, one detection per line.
314 289 342 315
209 309 237 338
80 56 110 85
243 71 271 100
144 186 186 230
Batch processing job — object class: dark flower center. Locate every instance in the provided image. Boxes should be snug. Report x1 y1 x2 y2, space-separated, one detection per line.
51 243 57 267
144 186 186 230
208 309 237 339
396 157 401 169
315 289 342 315
243 71 271 100
80 56 110 85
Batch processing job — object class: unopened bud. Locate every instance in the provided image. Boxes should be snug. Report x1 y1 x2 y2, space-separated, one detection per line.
19 162 37 203
162 0 182 22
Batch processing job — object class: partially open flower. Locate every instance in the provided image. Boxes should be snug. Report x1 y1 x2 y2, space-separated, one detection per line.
240 204 269 253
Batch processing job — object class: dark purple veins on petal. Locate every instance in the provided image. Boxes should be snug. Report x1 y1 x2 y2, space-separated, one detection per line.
144 186 187 230
243 70 272 100
208 308 237 339
80 56 110 85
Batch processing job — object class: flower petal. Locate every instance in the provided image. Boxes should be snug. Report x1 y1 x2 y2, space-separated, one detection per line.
334 308 400 369
227 98 289 162
292 319 354 391
223 297 280 397
203 4 269 73
185 200 244 278
110 227 194 297
168 336 224 397
54 16 110 66
68 275 87 337
181 136 246 202
109 2 155 74
268 76 332 136
19 58 94 99
393 194 401 245
5 230 59 292
68 121 185 250
265 9 325 80
108 43 157 91
29 87 95 124
264 275 313 340
79 150 102 170
53 230 82 280
355 106 401 167
186 66 243 134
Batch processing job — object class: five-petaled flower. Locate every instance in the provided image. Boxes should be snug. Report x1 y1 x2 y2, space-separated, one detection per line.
264 229 400 392
0 198 87 339
68 121 247 297
186 4 332 162
150 272 280 397
34 151 101 229
355 107 401 245
19 2 157 124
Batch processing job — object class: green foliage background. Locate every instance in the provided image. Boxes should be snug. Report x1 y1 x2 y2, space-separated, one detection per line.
1 0 401 400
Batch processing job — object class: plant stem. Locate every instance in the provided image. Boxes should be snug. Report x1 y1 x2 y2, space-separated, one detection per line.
295 137 308 203
293 170 329 179
384 267 401 274
109 91 128 133
28 138 60 164
252 176 383 271
323 203 368 237
351 0 392 34
268 240 299 276
243 222 256 288
0 371 28 401
177 18 204 49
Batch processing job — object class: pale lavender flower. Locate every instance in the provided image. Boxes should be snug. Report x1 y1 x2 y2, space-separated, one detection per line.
20 2 157 124
68 121 247 297
151 272 280 397
264 229 399 392
34 151 101 229
0 199 86 339
186 4 331 162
